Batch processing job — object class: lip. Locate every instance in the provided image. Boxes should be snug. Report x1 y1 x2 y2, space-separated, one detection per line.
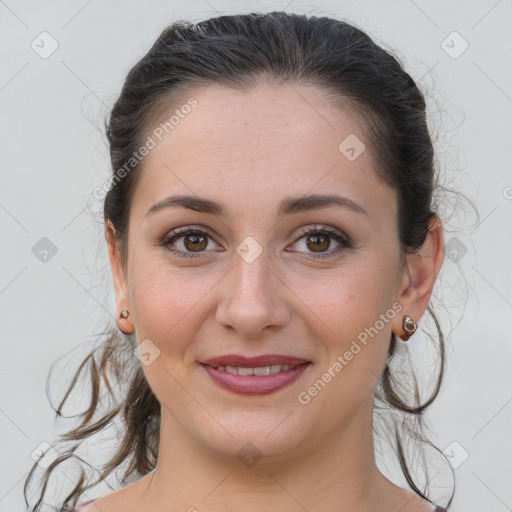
200 354 312 396
202 354 310 367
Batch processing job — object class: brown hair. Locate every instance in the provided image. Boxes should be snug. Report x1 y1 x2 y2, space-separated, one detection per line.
24 11 463 510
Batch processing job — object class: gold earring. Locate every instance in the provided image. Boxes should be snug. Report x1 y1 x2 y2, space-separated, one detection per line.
400 315 417 341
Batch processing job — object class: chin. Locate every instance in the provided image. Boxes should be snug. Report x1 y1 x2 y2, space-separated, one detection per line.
193 408 313 463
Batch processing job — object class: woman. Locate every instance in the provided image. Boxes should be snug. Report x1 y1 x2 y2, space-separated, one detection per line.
25 11 451 512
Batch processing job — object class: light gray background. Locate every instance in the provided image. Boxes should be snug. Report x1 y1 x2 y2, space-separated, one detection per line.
1 1 511 511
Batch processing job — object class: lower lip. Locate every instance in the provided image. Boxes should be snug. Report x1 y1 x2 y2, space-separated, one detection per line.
202 363 311 396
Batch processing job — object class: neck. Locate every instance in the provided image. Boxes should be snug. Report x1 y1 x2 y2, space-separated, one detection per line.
136 398 395 512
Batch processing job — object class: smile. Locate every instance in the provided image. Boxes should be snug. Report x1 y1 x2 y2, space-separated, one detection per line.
212 364 301 375
201 361 311 395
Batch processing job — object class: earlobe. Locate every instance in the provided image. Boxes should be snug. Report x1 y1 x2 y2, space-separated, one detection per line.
393 216 444 339
399 315 417 341
105 220 134 335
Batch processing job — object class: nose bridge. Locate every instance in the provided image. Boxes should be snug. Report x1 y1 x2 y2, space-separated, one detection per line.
216 242 289 336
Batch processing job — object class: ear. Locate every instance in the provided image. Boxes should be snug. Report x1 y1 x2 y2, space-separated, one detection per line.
106 220 134 334
392 216 444 339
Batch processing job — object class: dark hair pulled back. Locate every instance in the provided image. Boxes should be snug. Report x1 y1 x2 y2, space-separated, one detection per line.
24 12 454 511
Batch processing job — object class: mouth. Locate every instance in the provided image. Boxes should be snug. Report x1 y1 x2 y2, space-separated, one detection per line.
209 363 304 376
200 354 312 396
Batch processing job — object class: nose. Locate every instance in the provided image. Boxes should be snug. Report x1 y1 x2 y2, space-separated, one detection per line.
215 247 291 339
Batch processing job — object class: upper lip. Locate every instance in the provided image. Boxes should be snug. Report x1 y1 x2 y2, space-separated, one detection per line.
202 354 310 367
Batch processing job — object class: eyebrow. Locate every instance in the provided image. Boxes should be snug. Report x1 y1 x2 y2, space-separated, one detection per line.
146 193 369 218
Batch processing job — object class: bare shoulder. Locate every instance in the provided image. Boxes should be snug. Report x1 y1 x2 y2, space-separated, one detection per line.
78 490 131 512
400 491 442 512
78 476 149 512
383 483 441 512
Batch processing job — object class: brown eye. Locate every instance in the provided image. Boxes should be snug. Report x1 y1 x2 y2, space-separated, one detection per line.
161 226 219 259
290 225 351 259
305 233 331 252
183 233 208 252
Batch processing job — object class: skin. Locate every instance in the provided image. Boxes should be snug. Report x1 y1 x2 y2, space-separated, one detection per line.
95 81 444 512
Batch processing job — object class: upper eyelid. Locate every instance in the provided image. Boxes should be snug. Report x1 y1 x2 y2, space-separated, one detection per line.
294 224 347 240
164 224 349 250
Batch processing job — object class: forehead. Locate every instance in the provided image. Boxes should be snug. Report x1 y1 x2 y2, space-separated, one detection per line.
130 81 396 222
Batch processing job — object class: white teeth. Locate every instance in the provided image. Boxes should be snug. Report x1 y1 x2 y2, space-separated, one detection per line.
214 364 298 375
253 366 271 376
237 366 254 376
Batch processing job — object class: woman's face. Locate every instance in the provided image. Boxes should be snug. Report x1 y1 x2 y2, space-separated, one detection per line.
112 82 415 461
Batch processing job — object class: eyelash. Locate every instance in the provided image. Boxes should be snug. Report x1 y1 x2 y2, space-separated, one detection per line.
160 225 352 260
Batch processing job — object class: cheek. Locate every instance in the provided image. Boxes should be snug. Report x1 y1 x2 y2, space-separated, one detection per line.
128 257 210 351
300 262 394 336
302 265 395 386
296 287 393 436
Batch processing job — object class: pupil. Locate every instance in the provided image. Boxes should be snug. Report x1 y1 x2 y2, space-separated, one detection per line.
308 234 329 252
185 235 206 251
